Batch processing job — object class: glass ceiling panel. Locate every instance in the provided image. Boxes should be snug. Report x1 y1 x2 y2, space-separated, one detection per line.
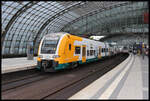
63 2 148 34
2 2 27 31
2 1 148 55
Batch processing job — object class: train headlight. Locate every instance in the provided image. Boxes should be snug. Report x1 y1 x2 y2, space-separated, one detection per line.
52 55 60 58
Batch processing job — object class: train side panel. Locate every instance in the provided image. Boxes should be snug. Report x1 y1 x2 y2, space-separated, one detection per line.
54 34 107 70
54 34 83 70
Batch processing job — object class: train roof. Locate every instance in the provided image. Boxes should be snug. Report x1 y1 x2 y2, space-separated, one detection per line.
44 32 108 45
44 32 67 37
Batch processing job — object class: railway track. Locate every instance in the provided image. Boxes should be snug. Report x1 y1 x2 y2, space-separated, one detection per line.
2 68 40 84
2 53 128 99
1 57 108 92
2 72 50 92
43 53 128 99
1 54 115 91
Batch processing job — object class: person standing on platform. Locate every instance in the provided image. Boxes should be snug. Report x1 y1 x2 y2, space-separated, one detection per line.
145 47 149 57
142 47 145 59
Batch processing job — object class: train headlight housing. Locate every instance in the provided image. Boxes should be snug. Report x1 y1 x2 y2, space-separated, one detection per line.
52 55 60 58
37 55 42 61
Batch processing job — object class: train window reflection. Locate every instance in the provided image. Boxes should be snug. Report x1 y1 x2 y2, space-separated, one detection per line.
41 39 59 54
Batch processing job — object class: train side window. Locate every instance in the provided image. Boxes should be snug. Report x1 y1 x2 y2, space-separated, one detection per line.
90 50 92 56
93 50 95 55
104 48 105 52
69 44 71 50
87 50 89 56
90 50 93 56
75 46 80 54
102 48 104 53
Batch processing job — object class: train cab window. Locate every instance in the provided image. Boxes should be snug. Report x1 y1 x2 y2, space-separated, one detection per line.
69 44 71 50
75 46 80 54
41 39 59 54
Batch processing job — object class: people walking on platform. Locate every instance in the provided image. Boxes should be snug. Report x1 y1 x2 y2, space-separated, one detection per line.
145 48 149 57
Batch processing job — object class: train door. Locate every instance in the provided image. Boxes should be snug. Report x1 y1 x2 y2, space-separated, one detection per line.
104 43 106 56
95 48 98 58
82 45 86 63
104 43 108 56
98 46 101 58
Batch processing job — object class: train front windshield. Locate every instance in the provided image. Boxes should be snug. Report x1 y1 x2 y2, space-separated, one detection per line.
41 38 59 54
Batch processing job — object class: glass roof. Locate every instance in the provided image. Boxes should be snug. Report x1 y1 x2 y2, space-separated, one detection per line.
62 2 148 35
1 1 149 56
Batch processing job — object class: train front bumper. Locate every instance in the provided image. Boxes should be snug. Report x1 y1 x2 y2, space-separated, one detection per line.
37 60 58 71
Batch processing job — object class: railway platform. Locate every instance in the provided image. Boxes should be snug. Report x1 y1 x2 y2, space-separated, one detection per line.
2 57 37 74
69 54 149 99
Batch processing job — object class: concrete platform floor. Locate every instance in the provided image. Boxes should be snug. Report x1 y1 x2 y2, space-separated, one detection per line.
2 57 37 74
69 54 149 99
